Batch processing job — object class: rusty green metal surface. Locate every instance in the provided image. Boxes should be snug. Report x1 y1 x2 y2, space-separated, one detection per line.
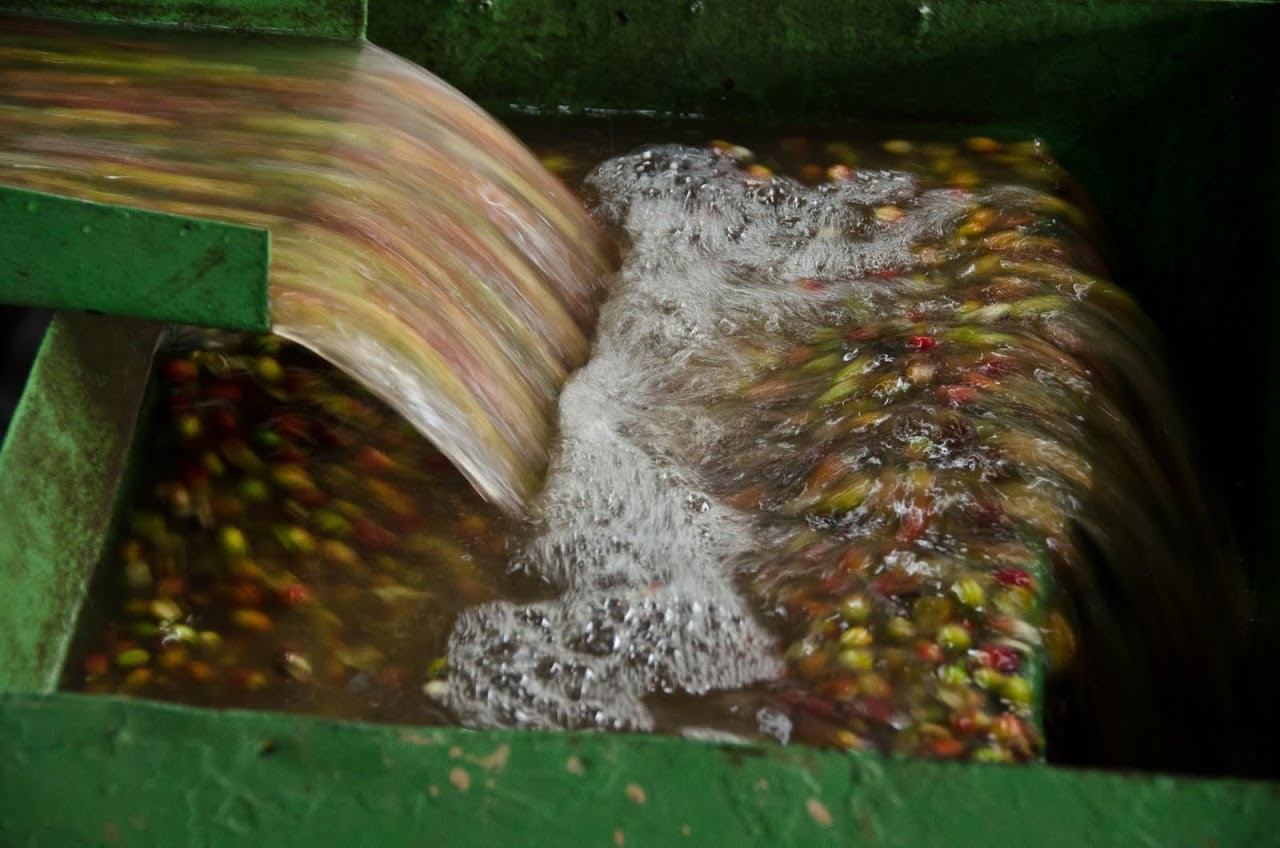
0 187 270 333
1 692 1278 847
0 0 367 40
0 313 162 693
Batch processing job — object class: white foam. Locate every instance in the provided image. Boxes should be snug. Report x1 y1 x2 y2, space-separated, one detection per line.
446 145 973 731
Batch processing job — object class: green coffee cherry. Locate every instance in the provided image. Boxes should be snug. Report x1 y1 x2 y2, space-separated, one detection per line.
238 479 271 504
936 623 972 653
115 648 150 668
836 647 875 672
886 617 916 642
952 577 985 609
1001 675 1033 706
839 594 871 624
838 626 873 648
972 667 1005 691
971 746 1010 764
254 356 284 383
218 526 249 559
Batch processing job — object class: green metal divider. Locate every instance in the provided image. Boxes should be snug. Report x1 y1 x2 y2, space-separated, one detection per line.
0 313 163 693
0 0 367 332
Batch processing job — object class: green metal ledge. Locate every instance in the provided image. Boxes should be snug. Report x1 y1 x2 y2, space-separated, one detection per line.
0 187 270 334
1 692 1278 847
0 0 367 41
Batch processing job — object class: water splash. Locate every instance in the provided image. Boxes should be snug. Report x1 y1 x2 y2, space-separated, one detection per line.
444 145 971 731
445 142 1244 766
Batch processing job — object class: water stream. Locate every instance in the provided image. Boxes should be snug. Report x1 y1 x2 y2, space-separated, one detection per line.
0 16 614 512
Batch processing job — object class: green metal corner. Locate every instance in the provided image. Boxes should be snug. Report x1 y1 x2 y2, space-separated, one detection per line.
1 691 1278 847
0 313 162 693
0 187 270 333
0 0 367 41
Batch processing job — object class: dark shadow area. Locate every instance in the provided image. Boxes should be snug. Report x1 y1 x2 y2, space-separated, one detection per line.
0 306 51 439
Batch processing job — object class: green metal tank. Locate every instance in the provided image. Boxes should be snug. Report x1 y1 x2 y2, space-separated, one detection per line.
1 0 1279 844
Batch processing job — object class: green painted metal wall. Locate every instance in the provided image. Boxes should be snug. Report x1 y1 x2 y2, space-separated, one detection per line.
0 0 367 40
367 0 1253 125
3 692 1280 847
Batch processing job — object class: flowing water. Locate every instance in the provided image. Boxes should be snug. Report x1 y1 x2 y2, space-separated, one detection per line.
3 20 1246 770
0 16 614 512
449 135 1247 768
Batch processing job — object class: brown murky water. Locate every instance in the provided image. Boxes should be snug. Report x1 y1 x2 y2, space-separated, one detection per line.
62 119 1244 767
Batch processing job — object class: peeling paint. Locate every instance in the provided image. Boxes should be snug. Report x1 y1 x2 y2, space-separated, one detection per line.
624 783 646 805
566 755 585 775
806 799 833 827
4 693 1280 847
612 829 625 847
467 743 510 771
399 730 435 746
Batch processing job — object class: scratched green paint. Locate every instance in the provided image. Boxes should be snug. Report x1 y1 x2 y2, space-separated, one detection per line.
0 187 270 333
1 692 1278 847
0 0 367 40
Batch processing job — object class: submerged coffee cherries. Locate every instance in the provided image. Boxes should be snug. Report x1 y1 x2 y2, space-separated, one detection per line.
458 137 1241 764
74 133 1244 770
